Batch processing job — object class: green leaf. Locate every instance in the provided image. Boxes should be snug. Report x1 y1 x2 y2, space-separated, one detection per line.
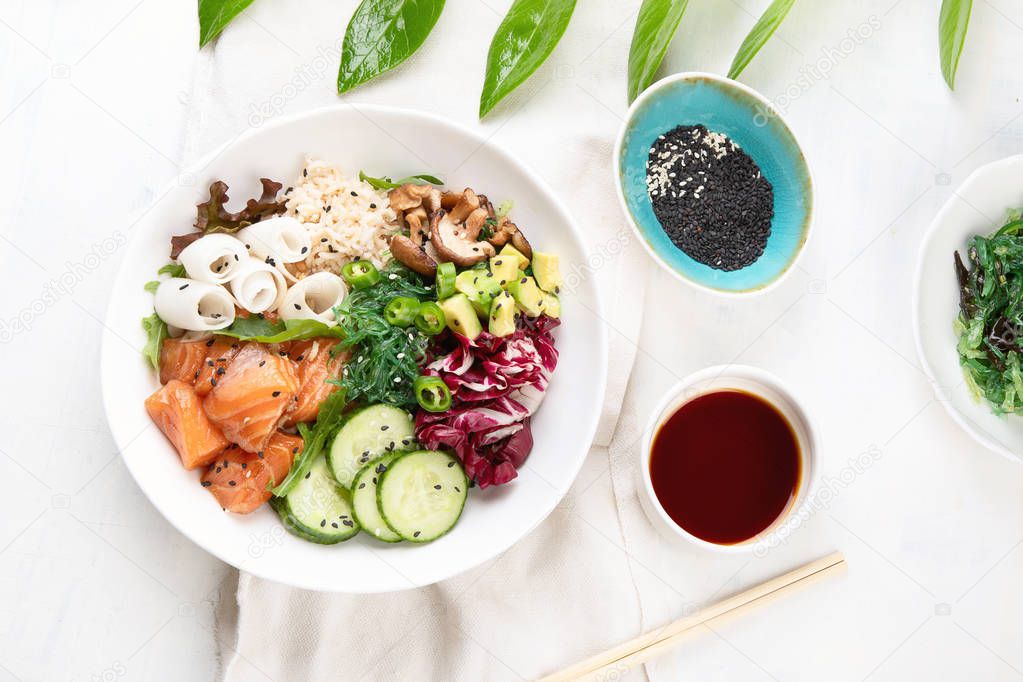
728 0 797 80
197 0 256 47
271 390 349 497
143 280 160 294
141 313 167 370
158 262 186 278
479 0 577 118
358 171 444 190
627 0 690 103
939 0 973 89
215 317 345 344
337 0 446 94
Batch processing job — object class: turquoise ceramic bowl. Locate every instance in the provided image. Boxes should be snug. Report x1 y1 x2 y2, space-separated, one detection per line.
613 72 813 294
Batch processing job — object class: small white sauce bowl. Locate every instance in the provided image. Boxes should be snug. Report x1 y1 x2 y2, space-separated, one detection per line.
638 365 821 554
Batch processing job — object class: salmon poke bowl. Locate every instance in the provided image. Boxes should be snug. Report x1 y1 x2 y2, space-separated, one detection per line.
101 106 607 592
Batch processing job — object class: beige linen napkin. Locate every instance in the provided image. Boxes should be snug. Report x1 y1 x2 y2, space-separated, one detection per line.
180 2 654 679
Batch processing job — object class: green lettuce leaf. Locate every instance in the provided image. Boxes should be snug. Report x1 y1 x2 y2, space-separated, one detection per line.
141 313 167 370
270 390 349 496
215 317 345 344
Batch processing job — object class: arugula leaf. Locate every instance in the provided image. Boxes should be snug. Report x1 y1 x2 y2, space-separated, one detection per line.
271 390 349 497
627 0 690 103
358 171 444 190
480 0 577 118
939 0 973 89
145 262 187 294
215 317 345 344
337 0 446 94
141 313 167 370
198 0 256 47
728 0 797 80
158 262 186 278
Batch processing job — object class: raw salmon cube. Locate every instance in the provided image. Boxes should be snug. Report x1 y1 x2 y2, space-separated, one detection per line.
203 343 299 453
200 432 302 514
145 380 229 470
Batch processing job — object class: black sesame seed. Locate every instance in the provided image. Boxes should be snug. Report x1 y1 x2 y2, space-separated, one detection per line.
206 338 215 347
332 522 339 528
320 519 326 527
434 484 442 490
447 461 455 467
413 531 421 538
303 168 308 177
294 303 302 311
179 283 189 290
292 447 299 454
342 519 353 527
272 390 281 397
358 482 366 489
305 472 311 479
201 480 211 487
381 425 389 431
259 360 266 367
228 480 236 486
369 203 377 209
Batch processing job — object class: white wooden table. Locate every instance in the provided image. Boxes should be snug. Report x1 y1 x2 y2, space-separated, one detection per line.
3 1 1023 680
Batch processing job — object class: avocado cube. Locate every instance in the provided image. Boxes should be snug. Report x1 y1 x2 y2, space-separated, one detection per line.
540 291 561 318
439 294 482 340
507 275 544 317
455 271 501 318
489 291 517 337
532 252 562 293
489 255 519 287
499 244 530 270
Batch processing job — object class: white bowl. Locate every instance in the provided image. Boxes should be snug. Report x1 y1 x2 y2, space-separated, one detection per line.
638 365 819 553
914 154 1023 462
100 105 608 592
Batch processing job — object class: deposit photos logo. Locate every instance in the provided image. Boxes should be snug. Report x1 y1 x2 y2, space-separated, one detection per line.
753 15 883 128
0 232 127 343
753 444 882 557
247 39 343 128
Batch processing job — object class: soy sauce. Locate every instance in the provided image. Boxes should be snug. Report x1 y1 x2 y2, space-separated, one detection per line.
649 390 800 545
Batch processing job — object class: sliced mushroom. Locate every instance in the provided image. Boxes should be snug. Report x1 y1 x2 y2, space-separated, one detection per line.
477 194 496 219
487 216 532 259
448 188 480 223
464 207 490 238
389 184 441 246
389 234 437 278
404 206 429 245
510 226 532 260
388 183 435 212
430 210 495 267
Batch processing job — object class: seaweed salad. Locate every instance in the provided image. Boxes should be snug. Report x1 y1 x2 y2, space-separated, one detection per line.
955 208 1023 414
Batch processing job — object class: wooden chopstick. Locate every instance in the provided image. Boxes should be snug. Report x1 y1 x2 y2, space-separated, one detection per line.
538 552 846 682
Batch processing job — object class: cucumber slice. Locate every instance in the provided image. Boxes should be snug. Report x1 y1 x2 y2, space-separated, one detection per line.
327 405 415 489
350 453 403 543
377 450 468 543
272 455 359 544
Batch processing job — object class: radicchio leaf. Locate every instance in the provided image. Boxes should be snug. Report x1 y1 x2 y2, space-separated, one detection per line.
415 315 559 488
